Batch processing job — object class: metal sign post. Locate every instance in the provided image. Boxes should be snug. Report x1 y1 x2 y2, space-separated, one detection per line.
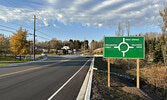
104 36 145 88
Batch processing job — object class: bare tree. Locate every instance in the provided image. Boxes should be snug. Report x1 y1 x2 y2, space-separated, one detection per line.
115 22 124 36
159 6 167 71
126 21 130 36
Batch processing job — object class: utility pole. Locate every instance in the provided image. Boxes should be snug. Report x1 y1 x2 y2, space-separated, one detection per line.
84 37 85 54
33 15 37 61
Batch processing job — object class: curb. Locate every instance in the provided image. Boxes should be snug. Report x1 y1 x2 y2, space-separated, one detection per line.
0 57 48 67
76 57 94 100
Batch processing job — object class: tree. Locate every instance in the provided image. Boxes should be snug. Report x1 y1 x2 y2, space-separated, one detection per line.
74 40 81 50
150 38 156 53
159 6 167 69
98 40 104 48
63 40 69 46
90 40 98 51
145 33 150 55
50 38 57 49
69 39 74 50
0 34 10 56
10 27 29 60
83 40 89 50
126 21 130 36
115 22 124 36
153 41 164 63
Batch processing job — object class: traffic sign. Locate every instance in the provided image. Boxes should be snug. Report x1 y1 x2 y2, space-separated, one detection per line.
104 36 145 59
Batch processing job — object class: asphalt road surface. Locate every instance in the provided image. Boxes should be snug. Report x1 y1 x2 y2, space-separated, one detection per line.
0 56 92 100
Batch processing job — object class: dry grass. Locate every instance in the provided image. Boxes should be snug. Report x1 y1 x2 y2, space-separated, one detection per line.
111 58 167 90
95 57 167 99
140 66 167 89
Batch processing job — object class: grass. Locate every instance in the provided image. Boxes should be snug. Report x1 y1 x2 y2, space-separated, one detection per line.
0 60 32 65
0 55 46 65
94 57 136 77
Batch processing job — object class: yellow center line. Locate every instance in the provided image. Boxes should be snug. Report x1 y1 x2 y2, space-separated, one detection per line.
0 66 43 77
0 59 71 78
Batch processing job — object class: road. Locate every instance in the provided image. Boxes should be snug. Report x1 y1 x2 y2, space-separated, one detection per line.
0 56 92 100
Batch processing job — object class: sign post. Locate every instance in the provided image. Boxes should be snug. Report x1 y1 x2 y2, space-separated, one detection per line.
104 36 145 88
108 58 110 87
137 59 140 88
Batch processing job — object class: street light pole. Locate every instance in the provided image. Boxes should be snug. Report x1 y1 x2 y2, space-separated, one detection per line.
33 15 37 61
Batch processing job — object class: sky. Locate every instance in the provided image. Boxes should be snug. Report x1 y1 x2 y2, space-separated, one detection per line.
0 0 165 42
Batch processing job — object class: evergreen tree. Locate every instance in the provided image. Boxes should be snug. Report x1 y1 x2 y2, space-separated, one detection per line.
153 41 163 62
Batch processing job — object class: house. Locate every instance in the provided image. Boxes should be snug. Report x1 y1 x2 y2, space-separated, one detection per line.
61 46 70 54
61 46 70 50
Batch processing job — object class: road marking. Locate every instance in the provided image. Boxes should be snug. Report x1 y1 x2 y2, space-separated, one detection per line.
0 60 70 78
0 67 42 77
48 59 90 100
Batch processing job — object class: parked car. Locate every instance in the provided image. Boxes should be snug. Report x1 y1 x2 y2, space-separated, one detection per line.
85 55 91 58
41 53 47 56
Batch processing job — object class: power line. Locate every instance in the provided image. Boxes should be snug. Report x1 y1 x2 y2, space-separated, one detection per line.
36 30 52 39
36 35 51 40
0 29 14 33
0 24 17 31
6 21 33 31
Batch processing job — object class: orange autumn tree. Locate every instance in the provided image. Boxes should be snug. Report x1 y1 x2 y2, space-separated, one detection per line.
10 27 29 59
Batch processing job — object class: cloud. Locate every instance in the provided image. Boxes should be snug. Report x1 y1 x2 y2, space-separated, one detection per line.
0 0 164 28
47 0 58 4
98 24 103 27
53 24 60 28
91 0 124 12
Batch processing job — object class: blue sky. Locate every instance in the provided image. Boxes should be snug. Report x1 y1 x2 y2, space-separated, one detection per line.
0 0 164 42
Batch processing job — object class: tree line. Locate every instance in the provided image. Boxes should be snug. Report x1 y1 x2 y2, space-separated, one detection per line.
0 27 89 58
36 39 89 52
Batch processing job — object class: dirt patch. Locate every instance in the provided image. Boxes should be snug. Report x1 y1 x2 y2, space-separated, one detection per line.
122 86 151 99
91 71 148 100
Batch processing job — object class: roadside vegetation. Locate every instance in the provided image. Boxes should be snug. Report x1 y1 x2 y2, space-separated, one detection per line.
92 57 167 100
0 60 32 65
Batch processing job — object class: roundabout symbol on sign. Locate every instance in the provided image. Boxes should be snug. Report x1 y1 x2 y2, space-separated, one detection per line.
114 38 134 57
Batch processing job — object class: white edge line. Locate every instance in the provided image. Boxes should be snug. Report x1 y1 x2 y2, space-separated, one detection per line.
47 59 90 100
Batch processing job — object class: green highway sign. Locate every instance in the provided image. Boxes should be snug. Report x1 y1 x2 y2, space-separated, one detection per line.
104 36 145 59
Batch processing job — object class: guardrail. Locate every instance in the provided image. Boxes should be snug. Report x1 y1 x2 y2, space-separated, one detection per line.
77 57 94 100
